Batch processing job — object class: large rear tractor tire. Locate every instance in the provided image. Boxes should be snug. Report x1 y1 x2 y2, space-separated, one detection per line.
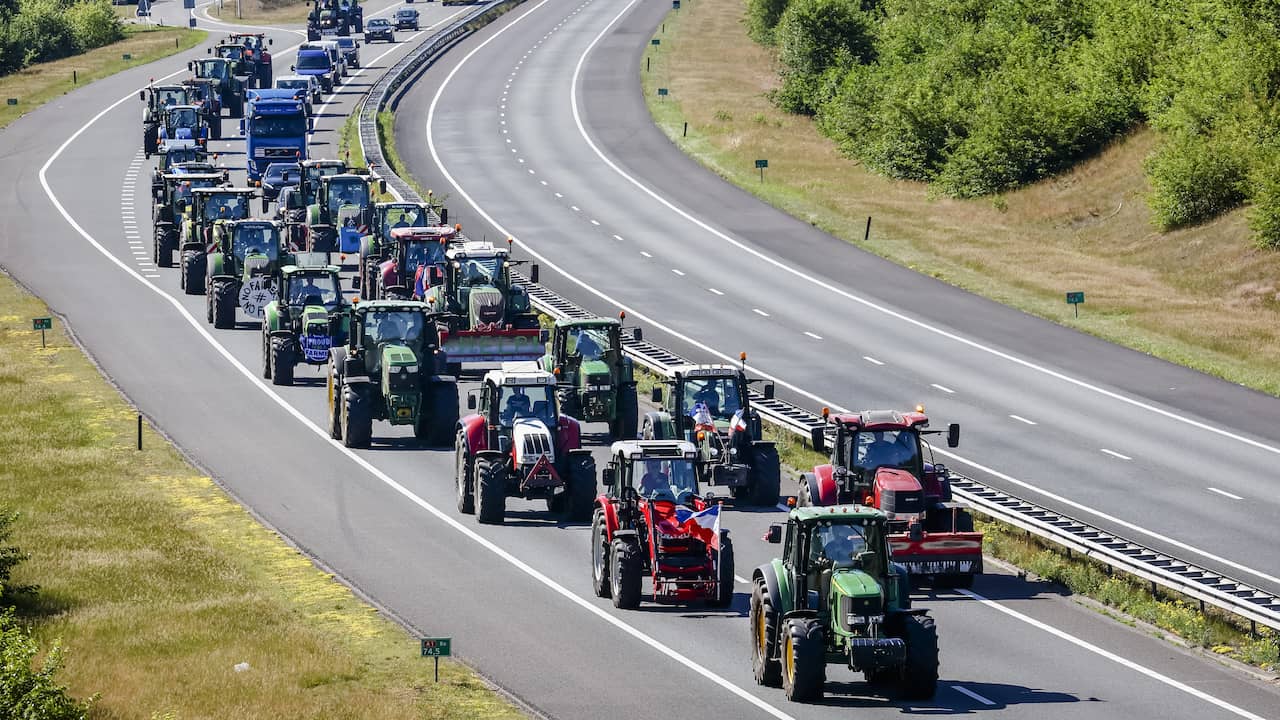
563 454 596 522
751 578 782 687
609 538 642 609
212 280 237 329
782 618 826 702
341 383 372 449
611 384 638 440
415 379 457 447
270 336 295 386
154 229 174 268
261 330 272 379
711 534 735 608
181 251 206 295
590 509 611 599
455 437 474 514
557 387 581 421
749 443 782 507
475 456 507 525
899 615 939 700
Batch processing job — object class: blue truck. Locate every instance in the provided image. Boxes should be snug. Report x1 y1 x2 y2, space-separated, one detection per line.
241 90 311 182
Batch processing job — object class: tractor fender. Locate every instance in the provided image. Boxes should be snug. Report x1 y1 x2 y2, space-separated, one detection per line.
595 497 621 536
207 252 229 278
643 411 671 440
781 609 820 621
812 464 840 506
556 414 582 451
359 234 376 262
619 356 635 384
474 449 506 462
753 562 784 614
459 413 487 454
262 301 282 333
611 529 638 540
180 240 204 253
378 258 399 289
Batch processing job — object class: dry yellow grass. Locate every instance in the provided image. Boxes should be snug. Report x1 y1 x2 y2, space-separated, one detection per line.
207 0 315 26
644 0 1280 395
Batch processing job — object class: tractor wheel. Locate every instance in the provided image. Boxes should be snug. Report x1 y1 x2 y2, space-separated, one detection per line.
609 538 642 609
209 117 222 140
590 509 611 598
797 475 814 507
231 96 244 118
475 456 507 525
711 535 735 608
327 366 342 441
181 251 206 295
364 263 380 299
455 436 474 514
751 578 782 687
781 618 826 702
270 336 295 386
261 330 271 379
898 614 939 700
341 383 372 448
611 384 638 440
748 444 782 507
153 230 170 268
556 387 581 420
415 379 458 447
562 454 596 522
213 280 237 329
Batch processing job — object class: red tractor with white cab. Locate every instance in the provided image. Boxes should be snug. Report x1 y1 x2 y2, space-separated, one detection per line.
372 225 459 300
798 408 982 587
590 440 735 609
455 362 596 525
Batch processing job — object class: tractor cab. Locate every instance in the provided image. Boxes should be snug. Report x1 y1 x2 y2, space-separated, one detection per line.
433 240 535 324
282 264 343 310
184 187 256 249
310 172 378 252
220 220 282 267
542 316 640 439
374 202 432 241
157 105 207 152
159 172 225 217
351 302 436 378
193 57 234 84
299 158 347 203
382 225 457 296
473 364 559 431
143 84 190 117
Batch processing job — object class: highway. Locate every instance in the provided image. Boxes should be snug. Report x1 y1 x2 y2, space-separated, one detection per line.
0 0 1277 717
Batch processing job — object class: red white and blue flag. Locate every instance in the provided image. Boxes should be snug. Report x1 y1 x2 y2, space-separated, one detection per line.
669 504 722 551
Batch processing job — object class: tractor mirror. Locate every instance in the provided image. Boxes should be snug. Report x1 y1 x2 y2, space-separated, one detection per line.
947 423 960 448
810 426 825 453
631 327 642 343
239 119 245 136
139 90 145 101
763 382 775 400
529 263 539 284
308 117 315 133
378 179 387 195
207 48 212 54
466 392 477 410
764 524 782 544
440 207 448 225
290 64 296 72
188 61 194 71
269 38 274 45
601 466 616 487
650 387 662 403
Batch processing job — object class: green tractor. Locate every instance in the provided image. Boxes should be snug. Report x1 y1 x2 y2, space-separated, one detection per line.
643 359 781 506
261 260 348 385
189 57 246 118
178 187 257 295
204 220 285 329
326 301 458 448
304 172 381 254
541 315 640 440
152 172 226 269
751 505 938 703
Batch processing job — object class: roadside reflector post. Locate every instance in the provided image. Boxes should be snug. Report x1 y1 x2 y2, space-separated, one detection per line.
123 53 132 61
72 70 77 84
864 216 871 243
755 158 767 182
137 414 143 451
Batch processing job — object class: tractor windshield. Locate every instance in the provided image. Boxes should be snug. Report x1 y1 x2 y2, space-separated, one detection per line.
173 179 218 212
567 327 610 362
404 241 445 277
155 88 186 106
197 60 230 81
285 272 340 308
383 206 426 235
852 429 920 475
363 310 427 346
164 148 202 167
232 225 279 261
202 195 249 221
457 256 503 286
498 384 556 427
809 522 870 570
638 458 698 504
683 376 743 422
168 108 198 128
328 180 368 216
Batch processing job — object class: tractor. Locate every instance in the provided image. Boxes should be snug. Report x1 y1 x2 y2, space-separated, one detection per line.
204 220 286 329
354 200 439 290
179 77 225 133
152 172 226 269
141 84 193 156
155 104 210 155
325 300 458 448
643 359 781 506
751 505 939 702
150 147 218 196
590 440 734 609
223 33 274 88
189 57 246 117
423 240 544 373
304 172 381 253
798 409 981 588
307 0 362 39
542 315 640 440
261 259 348 385
178 187 257 295
455 363 595 525
369 225 459 300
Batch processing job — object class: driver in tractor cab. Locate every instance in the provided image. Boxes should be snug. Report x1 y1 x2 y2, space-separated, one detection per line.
639 461 669 498
376 313 406 343
813 524 867 569
291 275 326 306
464 260 486 285
501 391 532 424
234 225 266 259
859 431 914 471
573 330 602 361
692 381 720 417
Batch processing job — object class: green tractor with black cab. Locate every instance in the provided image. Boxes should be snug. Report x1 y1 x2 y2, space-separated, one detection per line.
205 220 285 329
179 187 257 295
189 57 246 117
326 300 458 448
261 259 348 385
153 171 226 268
541 314 640 440
305 171 382 254
752 505 938 703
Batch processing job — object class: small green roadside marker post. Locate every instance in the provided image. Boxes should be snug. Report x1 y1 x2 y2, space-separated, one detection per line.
755 159 768 182
657 87 668 100
421 637 452 682
651 38 660 46
32 317 51 348
122 53 132 61
672 0 680 8
6 98 17 106
1066 291 1085 318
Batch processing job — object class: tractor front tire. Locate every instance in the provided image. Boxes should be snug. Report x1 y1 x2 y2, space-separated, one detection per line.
261 331 272 379
609 539 642 609
475 456 507 525
711 534 735 608
341 383 372 448
590 509 611 598
181 251 206 295
154 229 173 268
563 454 596 522
611 384 638 440
270 336 295 386
751 578 782 687
557 387 581 421
455 437 475 514
782 618 826 702
899 614 939 700
212 280 237 329
749 444 782 507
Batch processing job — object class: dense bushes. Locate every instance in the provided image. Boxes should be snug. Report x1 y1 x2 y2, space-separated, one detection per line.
0 0 123 76
751 0 1280 247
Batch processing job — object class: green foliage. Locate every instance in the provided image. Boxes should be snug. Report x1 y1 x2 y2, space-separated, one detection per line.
65 0 123 51
1145 132 1247 229
0 610 92 720
0 511 30 604
773 0 873 114
744 0 791 44
0 0 123 76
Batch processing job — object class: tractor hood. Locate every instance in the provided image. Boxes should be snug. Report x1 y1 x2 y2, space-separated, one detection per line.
579 358 612 384
380 343 422 424
468 285 505 328
297 304 334 364
512 418 555 467
831 569 882 600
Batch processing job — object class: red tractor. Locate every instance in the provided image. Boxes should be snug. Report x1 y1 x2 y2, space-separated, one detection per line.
590 440 735 609
798 408 982 587
371 225 459 300
455 363 596 525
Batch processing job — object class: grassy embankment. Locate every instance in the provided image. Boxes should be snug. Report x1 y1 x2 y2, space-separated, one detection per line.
207 0 313 25
0 273 522 718
642 0 1280 397
0 25 206 129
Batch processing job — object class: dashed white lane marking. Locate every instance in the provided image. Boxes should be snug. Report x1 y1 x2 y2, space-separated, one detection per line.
1009 414 1038 425
570 205 580 212
1101 448 1132 461
952 685 996 706
1207 487 1243 500
752 308 769 317
931 383 956 394
554 192 563 198
612 234 623 241
590 219 599 225
671 268 684 276
640 251 652 258
708 288 723 295
540 180 548 186
518 158 525 164
863 356 884 365
804 331 822 340
529 169 536 175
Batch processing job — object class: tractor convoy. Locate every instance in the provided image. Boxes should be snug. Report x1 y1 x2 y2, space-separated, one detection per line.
128 21 970 703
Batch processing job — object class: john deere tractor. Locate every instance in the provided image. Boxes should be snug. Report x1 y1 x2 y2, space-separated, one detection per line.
261 259 348 385
326 301 458 448
643 360 780 506
205 220 285 329
152 172 225 268
178 187 257 295
751 506 938 703
542 316 640 440
189 57 246 118
305 172 381 253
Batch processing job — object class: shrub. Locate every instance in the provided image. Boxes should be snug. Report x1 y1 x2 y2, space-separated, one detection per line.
0 511 30 605
7 0 79 66
0 610 93 720
1145 132 1248 229
773 0 874 114
744 0 791 44
66 0 122 52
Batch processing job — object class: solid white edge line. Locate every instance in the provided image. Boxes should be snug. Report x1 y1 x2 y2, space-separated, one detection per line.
1207 487 1244 501
1009 414 1037 425
1101 448 1132 461
930 383 955 394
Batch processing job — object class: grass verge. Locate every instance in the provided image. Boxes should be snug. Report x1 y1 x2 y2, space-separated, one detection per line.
0 25 207 130
207 0 313 26
0 271 522 719
379 109 433 199
642 0 1280 397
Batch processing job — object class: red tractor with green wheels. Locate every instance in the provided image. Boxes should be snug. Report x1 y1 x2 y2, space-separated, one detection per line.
798 408 981 588
455 363 596 525
590 439 735 609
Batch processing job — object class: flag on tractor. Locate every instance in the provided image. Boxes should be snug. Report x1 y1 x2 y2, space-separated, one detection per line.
668 503 721 551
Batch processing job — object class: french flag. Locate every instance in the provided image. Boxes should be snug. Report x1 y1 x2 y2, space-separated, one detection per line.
673 503 721 551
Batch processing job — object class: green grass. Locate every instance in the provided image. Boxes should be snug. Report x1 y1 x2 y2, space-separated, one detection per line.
0 272 522 719
206 0 313 26
379 110 432 201
0 25 206 130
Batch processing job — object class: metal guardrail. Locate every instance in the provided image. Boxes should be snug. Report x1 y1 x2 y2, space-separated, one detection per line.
352 0 1280 636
